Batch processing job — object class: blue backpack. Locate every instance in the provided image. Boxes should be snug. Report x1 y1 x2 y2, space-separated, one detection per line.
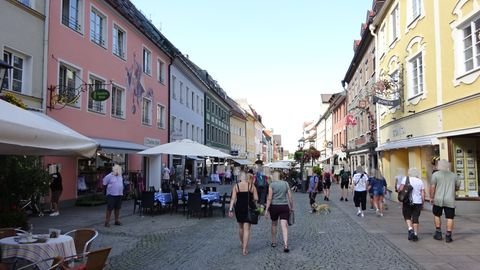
256 172 266 187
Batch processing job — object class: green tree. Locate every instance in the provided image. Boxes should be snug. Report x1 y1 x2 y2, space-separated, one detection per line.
312 165 322 176
0 156 50 227
294 146 321 185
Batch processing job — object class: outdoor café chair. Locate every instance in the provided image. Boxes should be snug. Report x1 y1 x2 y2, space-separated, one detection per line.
0 228 16 239
16 256 63 270
218 193 228 217
187 192 202 219
208 192 227 217
169 188 179 215
139 191 156 216
64 228 98 261
61 247 112 270
180 190 188 215
132 189 142 215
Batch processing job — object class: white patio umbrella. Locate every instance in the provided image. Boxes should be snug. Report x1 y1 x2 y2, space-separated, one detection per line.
0 99 98 157
138 139 231 158
265 160 293 169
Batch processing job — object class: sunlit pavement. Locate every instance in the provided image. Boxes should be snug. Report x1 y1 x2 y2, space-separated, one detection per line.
30 183 480 270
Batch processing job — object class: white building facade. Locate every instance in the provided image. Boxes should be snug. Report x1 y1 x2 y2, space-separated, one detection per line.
0 0 47 110
169 56 206 181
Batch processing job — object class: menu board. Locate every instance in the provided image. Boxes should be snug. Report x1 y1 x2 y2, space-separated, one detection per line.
454 140 478 198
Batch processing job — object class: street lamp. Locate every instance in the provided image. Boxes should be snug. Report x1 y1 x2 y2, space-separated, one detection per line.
0 60 13 92
298 138 305 149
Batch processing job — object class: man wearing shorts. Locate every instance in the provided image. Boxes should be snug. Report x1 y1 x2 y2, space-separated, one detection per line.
103 164 124 227
339 170 351 202
430 159 460 243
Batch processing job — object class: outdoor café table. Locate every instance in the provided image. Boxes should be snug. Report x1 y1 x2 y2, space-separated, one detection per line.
201 192 220 202
0 234 76 270
155 190 183 206
179 192 220 203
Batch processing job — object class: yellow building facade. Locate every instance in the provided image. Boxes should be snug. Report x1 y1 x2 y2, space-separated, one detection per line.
373 0 480 212
229 115 247 159
245 112 257 163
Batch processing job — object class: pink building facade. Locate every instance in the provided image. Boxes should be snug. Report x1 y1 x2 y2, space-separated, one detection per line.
332 95 347 154
45 0 174 202
331 93 348 175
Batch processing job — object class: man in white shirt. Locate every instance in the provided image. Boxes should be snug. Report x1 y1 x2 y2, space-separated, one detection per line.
352 166 369 217
162 164 171 184
399 168 425 242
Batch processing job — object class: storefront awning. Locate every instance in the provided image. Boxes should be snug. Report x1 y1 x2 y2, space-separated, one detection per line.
319 156 332 162
93 138 148 153
375 136 439 152
231 159 253 165
349 148 370 155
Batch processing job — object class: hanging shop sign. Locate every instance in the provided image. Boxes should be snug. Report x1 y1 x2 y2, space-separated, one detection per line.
90 89 110 102
372 96 400 107
346 114 357 126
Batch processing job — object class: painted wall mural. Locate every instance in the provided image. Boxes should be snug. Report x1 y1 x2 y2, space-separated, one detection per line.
125 53 154 114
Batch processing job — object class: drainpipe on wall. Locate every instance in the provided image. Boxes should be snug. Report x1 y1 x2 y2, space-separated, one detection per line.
167 59 172 170
41 0 50 113
369 23 381 168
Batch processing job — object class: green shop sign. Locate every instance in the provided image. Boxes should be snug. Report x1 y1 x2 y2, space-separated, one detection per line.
90 89 110 102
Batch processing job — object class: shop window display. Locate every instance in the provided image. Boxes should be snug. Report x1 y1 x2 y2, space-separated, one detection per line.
453 139 478 198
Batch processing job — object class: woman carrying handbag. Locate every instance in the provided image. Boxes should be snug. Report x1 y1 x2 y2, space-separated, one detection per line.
265 171 294 253
228 171 259 256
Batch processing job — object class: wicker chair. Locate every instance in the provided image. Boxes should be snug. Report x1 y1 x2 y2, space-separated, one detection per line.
16 256 63 270
64 228 98 261
0 228 16 239
64 247 112 270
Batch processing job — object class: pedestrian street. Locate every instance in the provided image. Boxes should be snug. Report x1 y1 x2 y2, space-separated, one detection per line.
101 185 421 270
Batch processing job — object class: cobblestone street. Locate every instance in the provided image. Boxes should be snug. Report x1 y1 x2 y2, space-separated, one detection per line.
32 183 480 269
95 186 421 270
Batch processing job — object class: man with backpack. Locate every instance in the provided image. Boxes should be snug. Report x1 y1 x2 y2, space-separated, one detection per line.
339 169 351 202
399 168 425 242
255 166 268 206
308 172 319 213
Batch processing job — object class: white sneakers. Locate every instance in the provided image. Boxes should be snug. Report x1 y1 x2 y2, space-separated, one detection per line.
49 211 59 216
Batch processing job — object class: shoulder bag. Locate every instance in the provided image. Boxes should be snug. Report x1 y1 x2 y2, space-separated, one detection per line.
284 182 294 226
397 176 413 203
246 183 259 224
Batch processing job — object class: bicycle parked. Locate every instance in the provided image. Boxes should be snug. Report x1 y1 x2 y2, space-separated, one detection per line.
19 192 45 217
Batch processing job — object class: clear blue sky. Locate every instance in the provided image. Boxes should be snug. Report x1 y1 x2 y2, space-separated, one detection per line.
131 0 372 153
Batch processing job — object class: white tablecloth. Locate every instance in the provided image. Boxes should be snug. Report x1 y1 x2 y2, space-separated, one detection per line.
0 235 76 270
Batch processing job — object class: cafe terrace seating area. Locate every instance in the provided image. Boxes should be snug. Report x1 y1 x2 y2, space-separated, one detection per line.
0 182 232 270
133 185 230 218
0 227 110 270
